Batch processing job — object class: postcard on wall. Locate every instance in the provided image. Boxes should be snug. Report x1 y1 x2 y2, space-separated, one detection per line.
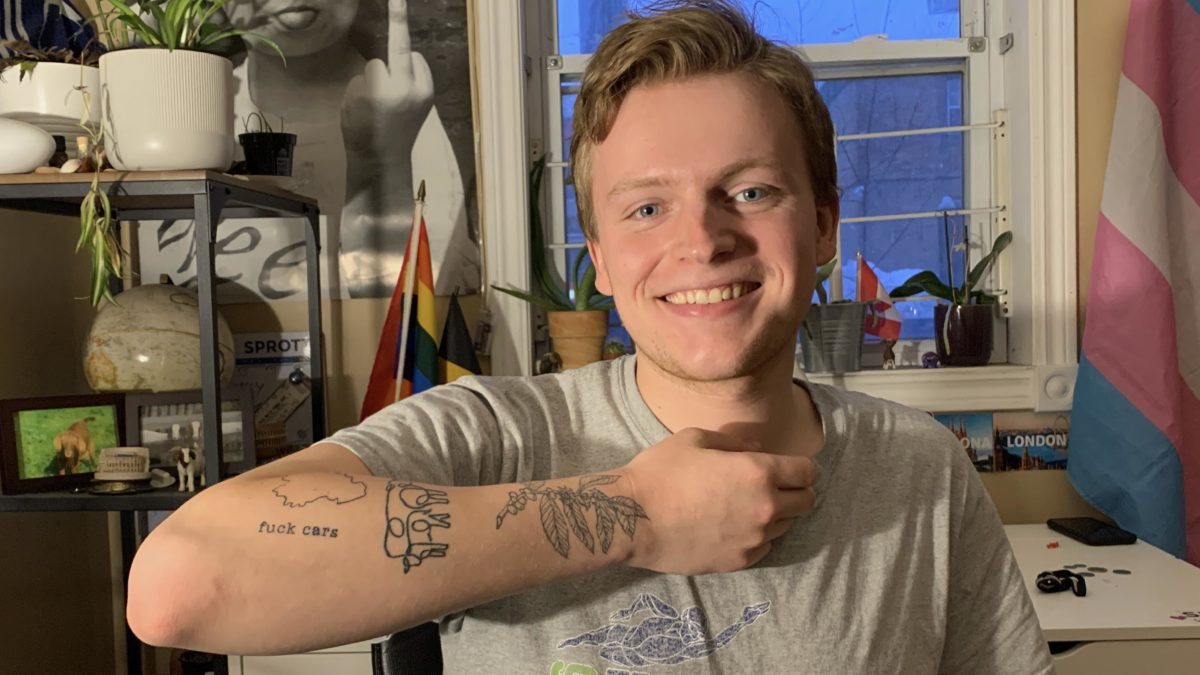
934 413 996 472
230 333 314 464
993 412 1070 471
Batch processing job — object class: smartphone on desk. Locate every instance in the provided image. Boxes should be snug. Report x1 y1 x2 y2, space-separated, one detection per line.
1047 517 1137 546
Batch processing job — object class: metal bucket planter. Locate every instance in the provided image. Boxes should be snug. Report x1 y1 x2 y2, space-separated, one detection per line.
800 302 866 374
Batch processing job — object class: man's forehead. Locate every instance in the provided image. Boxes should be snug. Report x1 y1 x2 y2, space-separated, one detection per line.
590 73 808 186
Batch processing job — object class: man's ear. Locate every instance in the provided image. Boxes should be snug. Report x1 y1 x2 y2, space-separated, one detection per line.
586 238 613 296
814 200 840 265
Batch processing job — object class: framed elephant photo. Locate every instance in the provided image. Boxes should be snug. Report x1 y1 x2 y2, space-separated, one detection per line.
0 394 125 494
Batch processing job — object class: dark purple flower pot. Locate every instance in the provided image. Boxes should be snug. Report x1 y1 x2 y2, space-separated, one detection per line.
934 303 994 367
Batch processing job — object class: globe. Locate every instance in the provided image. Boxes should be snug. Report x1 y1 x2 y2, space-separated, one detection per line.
84 283 235 392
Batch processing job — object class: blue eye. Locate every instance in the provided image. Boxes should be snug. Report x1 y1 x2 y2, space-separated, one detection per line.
634 204 660 219
738 187 767 202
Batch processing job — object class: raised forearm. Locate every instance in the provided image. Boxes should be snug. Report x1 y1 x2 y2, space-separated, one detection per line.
127 468 642 655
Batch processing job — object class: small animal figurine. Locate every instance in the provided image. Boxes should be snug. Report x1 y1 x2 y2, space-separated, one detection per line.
882 340 898 371
175 421 206 493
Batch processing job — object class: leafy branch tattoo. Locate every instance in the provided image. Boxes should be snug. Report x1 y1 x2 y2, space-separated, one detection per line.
385 482 451 573
272 473 367 508
496 475 648 558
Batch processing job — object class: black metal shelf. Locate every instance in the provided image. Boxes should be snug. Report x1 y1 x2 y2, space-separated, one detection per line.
0 170 327 490
0 488 196 512
0 170 325 675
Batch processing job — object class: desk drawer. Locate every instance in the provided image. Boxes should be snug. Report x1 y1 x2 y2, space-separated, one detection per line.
1052 639 1200 675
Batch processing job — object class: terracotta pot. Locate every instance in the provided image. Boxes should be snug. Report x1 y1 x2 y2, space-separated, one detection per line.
548 310 609 370
934 303 994 367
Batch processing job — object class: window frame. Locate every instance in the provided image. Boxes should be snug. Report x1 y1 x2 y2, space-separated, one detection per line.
478 0 1078 413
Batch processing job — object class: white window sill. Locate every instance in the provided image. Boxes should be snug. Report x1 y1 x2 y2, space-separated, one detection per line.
800 364 1077 413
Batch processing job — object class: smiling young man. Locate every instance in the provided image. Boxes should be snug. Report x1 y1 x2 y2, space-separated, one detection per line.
127 2 1053 673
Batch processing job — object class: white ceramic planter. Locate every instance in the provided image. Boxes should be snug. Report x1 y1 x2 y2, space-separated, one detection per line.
100 49 234 171
0 63 101 136
0 118 55 173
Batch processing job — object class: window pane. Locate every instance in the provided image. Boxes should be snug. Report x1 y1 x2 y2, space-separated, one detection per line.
562 89 630 348
819 73 965 340
557 0 960 54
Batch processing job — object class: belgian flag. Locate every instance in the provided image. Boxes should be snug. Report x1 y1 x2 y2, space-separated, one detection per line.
439 292 481 384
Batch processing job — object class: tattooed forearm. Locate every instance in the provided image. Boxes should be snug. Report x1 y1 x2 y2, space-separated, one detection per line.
496 475 648 559
272 473 368 508
385 481 452 573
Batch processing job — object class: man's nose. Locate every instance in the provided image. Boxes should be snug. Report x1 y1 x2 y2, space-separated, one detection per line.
675 203 737 264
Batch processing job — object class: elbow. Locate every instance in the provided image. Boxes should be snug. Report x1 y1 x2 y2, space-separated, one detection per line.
126 530 207 649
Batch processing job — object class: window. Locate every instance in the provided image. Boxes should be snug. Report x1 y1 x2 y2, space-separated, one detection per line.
487 0 1079 410
536 0 997 350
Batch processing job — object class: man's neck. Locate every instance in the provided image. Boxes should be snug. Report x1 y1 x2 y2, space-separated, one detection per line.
635 347 824 457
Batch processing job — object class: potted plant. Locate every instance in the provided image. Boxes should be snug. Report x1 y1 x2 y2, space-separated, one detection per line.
237 112 297 177
890 224 1013 367
92 0 282 171
492 155 615 370
799 259 867 374
0 38 102 137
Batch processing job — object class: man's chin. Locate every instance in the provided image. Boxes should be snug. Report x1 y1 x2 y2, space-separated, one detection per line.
640 347 773 384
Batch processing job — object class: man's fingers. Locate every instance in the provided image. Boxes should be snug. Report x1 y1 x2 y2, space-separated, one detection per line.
764 517 797 541
773 488 817 519
765 455 818 489
387 0 413 66
678 428 763 453
742 541 773 568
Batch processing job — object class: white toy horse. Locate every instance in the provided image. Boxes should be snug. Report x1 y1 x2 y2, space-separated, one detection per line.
175 421 206 493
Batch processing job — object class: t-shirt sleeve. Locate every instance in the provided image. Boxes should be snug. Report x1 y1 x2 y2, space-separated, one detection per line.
938 458 1055 675
323 379 521 487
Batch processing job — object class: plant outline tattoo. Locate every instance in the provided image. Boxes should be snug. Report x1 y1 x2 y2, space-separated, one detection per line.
385 481 452 573
496 475 648 558
272 473 368 508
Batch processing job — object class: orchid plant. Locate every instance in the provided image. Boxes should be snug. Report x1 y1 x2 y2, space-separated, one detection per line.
889 225 1012 306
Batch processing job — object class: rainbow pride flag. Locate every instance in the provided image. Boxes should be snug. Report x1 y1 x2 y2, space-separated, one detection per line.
1068 0 1200 564
360 195 438 420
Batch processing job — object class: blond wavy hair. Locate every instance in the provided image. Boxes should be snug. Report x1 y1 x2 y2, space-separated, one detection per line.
569 0 838 240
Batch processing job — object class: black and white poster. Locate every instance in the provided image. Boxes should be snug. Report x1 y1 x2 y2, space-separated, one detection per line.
137 0 479 301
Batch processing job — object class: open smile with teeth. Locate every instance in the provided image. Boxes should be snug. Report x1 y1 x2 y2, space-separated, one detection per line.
662 282 760 305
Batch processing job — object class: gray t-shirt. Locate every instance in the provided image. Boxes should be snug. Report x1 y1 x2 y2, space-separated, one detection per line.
328 356 1053 674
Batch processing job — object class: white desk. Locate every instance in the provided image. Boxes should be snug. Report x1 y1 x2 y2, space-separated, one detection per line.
1005 524 1200 674
234 526 1200 675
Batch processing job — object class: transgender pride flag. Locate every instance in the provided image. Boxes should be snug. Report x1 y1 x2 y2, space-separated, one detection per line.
1068 0 1200 565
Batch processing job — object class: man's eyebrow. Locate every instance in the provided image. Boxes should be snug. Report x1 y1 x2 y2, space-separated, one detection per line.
605 158 785 200
713 157 786 183
607 175 672 200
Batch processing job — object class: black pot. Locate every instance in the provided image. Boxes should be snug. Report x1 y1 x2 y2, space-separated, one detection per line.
238 132 297 176
934 303 994 367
